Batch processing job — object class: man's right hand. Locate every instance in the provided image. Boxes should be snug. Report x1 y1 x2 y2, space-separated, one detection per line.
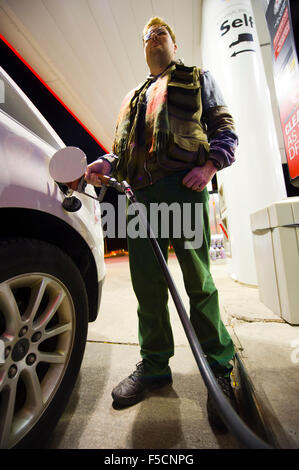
84 158 112 187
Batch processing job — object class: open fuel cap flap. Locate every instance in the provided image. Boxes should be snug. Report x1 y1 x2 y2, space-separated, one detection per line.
49 146 87 183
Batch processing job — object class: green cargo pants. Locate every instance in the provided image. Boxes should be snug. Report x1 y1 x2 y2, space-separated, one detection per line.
126 171 234 377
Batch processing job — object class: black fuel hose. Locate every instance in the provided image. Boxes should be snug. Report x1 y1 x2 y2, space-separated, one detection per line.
119 184 272 450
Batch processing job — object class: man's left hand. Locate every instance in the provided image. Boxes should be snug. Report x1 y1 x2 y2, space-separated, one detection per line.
182 160 217 192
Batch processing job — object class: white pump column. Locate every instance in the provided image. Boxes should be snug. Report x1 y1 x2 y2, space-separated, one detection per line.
201 0 287 285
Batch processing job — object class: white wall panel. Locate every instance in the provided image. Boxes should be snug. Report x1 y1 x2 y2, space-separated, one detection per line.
173 0 194 65
151 0 174 30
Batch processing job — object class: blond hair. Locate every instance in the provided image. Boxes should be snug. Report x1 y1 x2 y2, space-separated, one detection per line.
142 17 176 44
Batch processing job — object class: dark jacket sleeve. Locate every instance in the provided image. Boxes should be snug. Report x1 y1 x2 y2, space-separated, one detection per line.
96 153 119 176
201 71 238 170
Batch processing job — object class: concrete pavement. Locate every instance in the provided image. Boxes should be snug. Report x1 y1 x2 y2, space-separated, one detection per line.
46 254 299 449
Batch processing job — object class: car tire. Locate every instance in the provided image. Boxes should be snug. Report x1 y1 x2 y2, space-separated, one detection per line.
0 237 89 448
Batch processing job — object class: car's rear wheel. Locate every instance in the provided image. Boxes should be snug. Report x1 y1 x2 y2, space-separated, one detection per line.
0 238 89 448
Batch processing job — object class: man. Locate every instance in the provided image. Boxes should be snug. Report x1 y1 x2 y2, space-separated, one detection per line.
85 17 238 430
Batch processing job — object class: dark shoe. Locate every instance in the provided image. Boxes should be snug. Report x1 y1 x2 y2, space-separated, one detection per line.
112 361 172 407
207 372 237 432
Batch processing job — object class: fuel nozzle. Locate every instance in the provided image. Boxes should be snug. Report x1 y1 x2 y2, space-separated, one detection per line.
105 178 137 202
105 177 123 192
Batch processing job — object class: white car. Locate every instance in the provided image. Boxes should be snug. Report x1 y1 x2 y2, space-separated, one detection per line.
0 66 105 448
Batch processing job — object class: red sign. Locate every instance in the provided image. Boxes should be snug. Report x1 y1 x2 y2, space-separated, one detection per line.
273 7 290 60
266 0 299 182
282 106 299 179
